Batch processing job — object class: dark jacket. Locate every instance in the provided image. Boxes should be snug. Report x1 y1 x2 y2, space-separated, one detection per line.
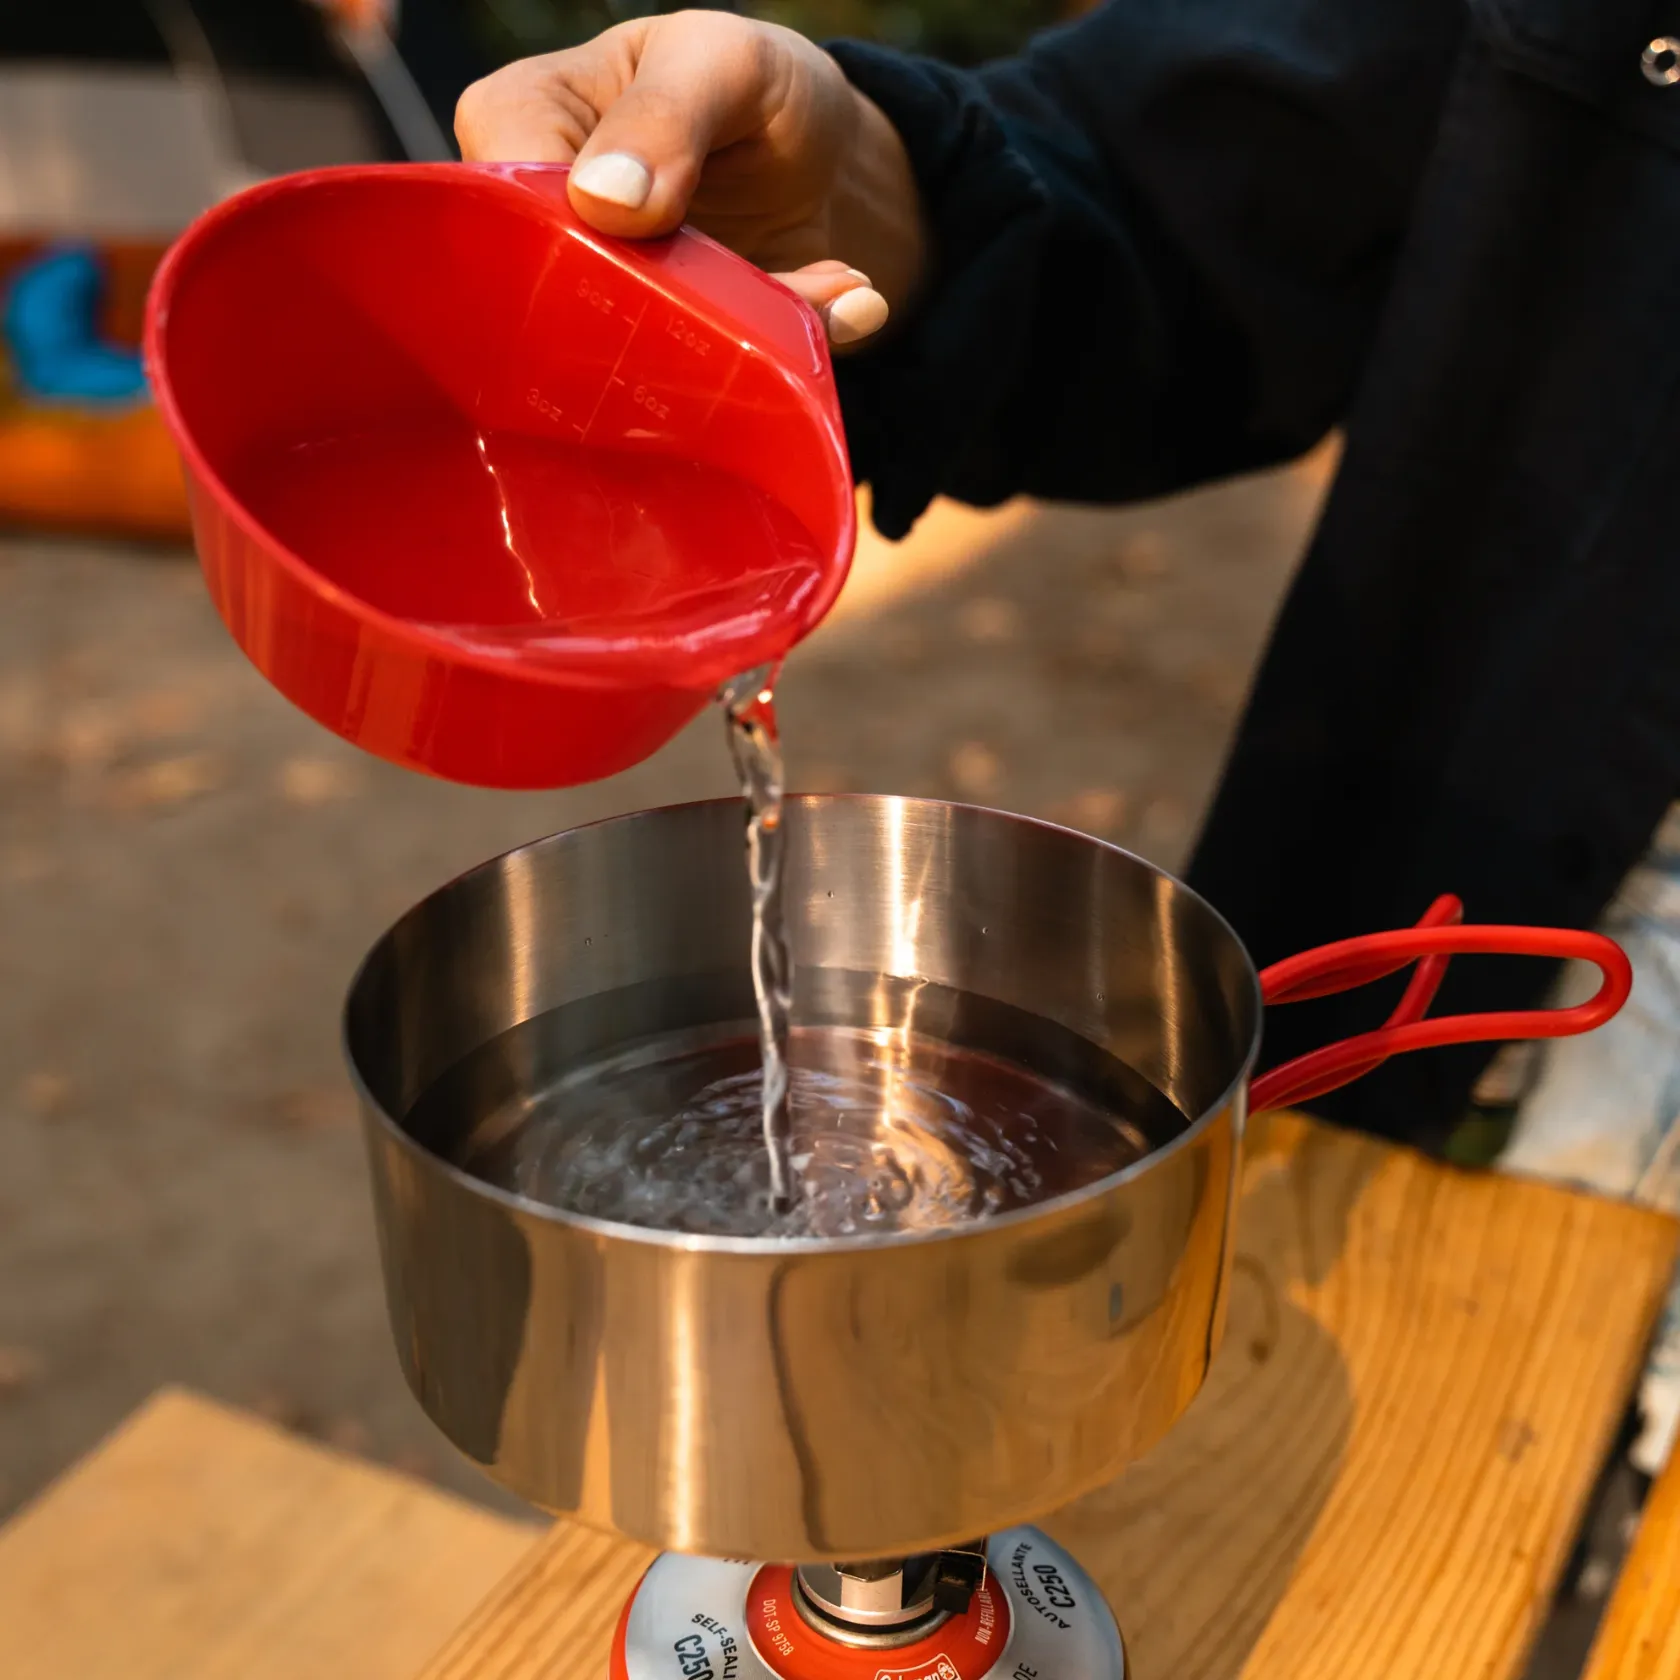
828 0 1680 1151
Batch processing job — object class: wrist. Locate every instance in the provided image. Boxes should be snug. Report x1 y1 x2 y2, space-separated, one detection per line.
829 83 927 322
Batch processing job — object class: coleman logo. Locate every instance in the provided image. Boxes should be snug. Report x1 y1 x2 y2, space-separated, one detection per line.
873 1658 959 1680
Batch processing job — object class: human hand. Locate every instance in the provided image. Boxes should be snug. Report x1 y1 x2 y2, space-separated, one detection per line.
455 11 924 348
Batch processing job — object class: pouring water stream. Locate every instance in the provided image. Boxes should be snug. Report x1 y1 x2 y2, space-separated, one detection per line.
719 664 794 1213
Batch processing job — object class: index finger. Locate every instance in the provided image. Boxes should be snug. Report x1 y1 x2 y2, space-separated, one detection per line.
455 31 641 164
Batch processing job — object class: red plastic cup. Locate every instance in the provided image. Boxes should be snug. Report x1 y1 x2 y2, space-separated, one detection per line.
144 164 855 788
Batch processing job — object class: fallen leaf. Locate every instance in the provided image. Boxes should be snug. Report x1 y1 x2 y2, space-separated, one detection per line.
130 686 205 739
390 1445 436 1480
278 755 360 806
956 596 1021 645
325 1417 373 1456
251 1393 313 1434
797 762 856 793
0 1346 45 1395
49 649 98 689
1141 796 1192 846
947 741 1003 800
1116 532 1171 582
1071 623 1127 662
380 886 422 920
273 1086 359 1133
1188 661 1248 710
881 624 927 663
274 896 315 933
1097 589 1158 630
0 679 43 756
21 1072 71 1119
1048 789 1128 837
107 753 226 811
54 703 123 771
2 846 54 886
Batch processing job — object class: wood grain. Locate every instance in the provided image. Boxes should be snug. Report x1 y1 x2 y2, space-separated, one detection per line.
417 1524 654 1680
1056 1112 1676 1680
0 1387 537 1680
1583 1416 1680 1680
412 1113 1679 1680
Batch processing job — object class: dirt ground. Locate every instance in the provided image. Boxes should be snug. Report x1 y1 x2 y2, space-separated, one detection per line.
0 457 1329 1518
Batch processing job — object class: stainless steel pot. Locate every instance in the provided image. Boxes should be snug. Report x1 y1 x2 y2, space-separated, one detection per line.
343 794 1627 1562
345 796 1256 1560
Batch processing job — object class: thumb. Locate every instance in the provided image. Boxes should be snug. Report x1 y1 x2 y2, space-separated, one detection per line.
568 14 772 237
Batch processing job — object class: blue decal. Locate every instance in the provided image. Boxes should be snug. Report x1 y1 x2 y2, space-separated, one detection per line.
3 244 148 405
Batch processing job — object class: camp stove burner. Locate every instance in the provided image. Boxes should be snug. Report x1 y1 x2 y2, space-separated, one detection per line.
791 1545 986 1648
609 1528 1125 1680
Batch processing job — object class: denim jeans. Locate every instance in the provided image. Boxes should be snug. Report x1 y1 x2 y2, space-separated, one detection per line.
1503 803 1680 1475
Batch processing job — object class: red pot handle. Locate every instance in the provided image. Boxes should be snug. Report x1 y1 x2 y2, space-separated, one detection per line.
1249 894 1634 1114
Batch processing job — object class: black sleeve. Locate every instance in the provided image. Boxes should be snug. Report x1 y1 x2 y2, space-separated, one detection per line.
826 0 1466 539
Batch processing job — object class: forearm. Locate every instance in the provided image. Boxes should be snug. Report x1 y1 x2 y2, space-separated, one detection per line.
827 0 1465 537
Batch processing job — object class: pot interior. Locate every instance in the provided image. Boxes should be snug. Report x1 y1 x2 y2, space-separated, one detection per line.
346 796 1261 1242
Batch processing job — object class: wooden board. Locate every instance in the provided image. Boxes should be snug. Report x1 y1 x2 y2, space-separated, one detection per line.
1050 1111 1675 1680
414 1112 1680 1680
1583 1416 1680 1680
0 1387 537 1680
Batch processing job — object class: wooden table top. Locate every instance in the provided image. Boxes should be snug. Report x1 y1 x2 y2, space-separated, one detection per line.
3 1112 1676 1680
1584 1401 1680 1680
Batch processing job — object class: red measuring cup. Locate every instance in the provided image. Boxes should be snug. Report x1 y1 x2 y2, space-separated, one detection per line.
144 164 855 788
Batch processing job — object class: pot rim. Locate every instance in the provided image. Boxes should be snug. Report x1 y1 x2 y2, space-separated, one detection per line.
342 792 1262 1256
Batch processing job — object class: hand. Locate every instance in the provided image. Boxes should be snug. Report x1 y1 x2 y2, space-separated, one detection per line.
454 11 925 348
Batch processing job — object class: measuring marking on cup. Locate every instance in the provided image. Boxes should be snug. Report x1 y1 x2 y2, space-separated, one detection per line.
143 163 856 789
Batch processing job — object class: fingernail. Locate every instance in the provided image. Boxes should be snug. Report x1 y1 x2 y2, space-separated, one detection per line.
845 268 873 286
573 152 652 210
826 287 889 345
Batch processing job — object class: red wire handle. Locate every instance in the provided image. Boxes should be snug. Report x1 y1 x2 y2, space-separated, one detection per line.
1249 894 1633 1114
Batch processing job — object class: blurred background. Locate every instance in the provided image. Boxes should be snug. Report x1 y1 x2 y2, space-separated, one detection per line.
0 0 1322 1561
467 0 1081 64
